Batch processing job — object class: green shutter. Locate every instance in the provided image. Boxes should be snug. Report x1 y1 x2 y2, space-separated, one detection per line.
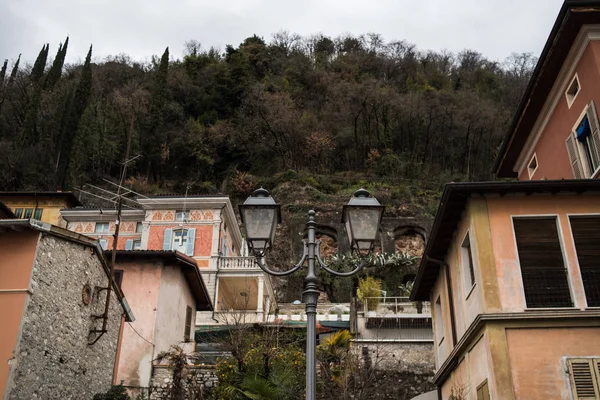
163 228 173 250
186 228 196 256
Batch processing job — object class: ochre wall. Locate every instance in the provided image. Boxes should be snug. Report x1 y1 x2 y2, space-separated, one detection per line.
519 41 600 180
114 259 163 390
0 230 39 397
486 195 600 311
0 197 72 226
147 225 212 256
507 327 600 399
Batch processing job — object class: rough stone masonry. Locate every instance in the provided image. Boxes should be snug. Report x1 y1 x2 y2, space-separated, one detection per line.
4 234 123 400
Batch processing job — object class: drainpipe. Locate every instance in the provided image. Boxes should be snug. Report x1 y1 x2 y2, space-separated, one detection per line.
211 205 226 323
425 256 457 346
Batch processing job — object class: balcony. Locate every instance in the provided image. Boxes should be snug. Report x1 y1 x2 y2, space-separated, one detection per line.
362 297 431 317
217 256 261 271
356 297 433 342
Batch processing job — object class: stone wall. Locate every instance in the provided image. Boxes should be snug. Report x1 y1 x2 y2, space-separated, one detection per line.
354 342 434 374
4 234 123 399
150 365 217 399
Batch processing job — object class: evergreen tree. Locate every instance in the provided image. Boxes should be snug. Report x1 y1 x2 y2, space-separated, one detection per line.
0 60 7 84
8 54 21 85
30 44 49 84
45 37 68 89
57 45 93 186
144 47 169 182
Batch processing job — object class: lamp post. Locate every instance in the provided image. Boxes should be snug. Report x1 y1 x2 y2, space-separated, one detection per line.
239 188 384 400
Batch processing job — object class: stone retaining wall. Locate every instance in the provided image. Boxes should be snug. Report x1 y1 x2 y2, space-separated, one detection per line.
150 365 217 399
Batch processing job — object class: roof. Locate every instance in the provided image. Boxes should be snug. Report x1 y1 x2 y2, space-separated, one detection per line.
410 179 600 301
0 219 133 321
106 250 213 311
0 201 16 219
0 191 83 207
494 0 600 177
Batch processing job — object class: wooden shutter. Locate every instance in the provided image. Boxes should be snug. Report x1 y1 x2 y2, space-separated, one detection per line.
186 228 196 256
567 133 585 179
476 380 490 400
569 216 600 307
568 359 600 399
184 306 192 341
587 101 600 169
125 239 133 250
163 228 173 250
513 217 572 308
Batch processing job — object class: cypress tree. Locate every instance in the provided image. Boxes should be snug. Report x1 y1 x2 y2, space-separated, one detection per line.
30 44 49 84
57 45 93 186
144 47 169 181
0 60 7 84
45 37 68 89
8 54 21 85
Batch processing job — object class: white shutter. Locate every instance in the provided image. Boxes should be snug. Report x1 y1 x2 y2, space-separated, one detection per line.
568 358 600 400
186 228 196 256
163 228 173 250
125 239 133 250
566 133 585 179
587 100 600 171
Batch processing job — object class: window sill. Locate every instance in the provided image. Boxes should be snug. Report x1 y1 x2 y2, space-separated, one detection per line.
585 307 600 310
524 307 577 311
465 283 476 301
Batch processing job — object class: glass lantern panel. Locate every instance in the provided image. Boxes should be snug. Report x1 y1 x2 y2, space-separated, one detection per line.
348 207 381 241
243 207 276 242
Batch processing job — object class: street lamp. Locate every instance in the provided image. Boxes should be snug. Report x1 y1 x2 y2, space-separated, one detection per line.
239 187 384 400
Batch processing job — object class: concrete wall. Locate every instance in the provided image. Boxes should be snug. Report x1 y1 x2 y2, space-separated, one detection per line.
154 265 197 354
518 40 600 180
114 259 163 390
0 230 39 396
4 234 122 400
506 327 600 399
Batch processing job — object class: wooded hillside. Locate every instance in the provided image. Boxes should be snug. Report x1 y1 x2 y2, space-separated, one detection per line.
0 33 534 192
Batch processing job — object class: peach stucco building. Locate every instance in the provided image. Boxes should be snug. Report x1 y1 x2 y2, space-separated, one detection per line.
110 250 212 396
411 180 600 400
61 195 276 326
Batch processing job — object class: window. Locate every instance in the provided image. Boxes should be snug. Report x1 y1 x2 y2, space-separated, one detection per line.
133 240 142 250
95 222 109 234
176 210 190 222
173 229 188 253
461 232 476 293
23 208 33 219
513 217 572 308
566 101 600 178
99 239 108 250
569 216 600 307
527 153 538 179
476 380 490 400
567 358 600 399
184 306 193 341
136 222 143 233
566 74 581 108
113 270 123 289
33 208 43 220
13 208 23 218
434 296 444 344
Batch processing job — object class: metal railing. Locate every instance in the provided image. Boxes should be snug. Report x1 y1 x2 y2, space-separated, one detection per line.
217 256 259 270
363 297 431 316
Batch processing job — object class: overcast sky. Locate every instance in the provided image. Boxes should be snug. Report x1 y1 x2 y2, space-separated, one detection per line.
1 0 563 66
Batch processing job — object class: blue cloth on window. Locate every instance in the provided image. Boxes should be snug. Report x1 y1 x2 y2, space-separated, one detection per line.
576 115 591 142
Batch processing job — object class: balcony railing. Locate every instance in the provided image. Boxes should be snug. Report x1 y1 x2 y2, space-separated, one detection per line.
217 256 259 270
362 297 431 316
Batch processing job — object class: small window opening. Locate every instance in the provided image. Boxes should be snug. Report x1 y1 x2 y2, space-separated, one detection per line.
566 75 581 108
527 154 538 179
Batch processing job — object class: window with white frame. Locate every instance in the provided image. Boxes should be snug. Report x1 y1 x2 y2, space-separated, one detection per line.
136 222 143 233
461 232 476 293
175 210 190 222
172 229 188 253
434 296 444 344
565 74 581 109
566 101 600 178
133 240 142 250
527 153 538 179
95 222 109 234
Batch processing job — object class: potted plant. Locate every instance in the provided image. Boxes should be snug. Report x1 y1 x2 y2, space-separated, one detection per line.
317 310 326 321
291 310 302 321
357 276 383 317
328 310 339 321
342 310 350 321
